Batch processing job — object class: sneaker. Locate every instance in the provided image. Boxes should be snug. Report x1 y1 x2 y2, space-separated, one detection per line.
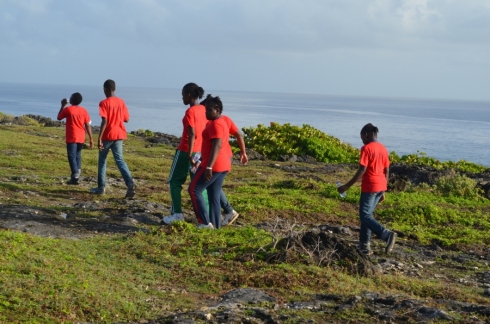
90 186 105 195
222 210 239 226
360 249 373 256
67 178 79 185
385 231 397 254
162 213 184 225
125 183 137 198
197 223 215 230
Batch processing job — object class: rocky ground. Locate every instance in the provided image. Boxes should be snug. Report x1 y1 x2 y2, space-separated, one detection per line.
2 115 490 323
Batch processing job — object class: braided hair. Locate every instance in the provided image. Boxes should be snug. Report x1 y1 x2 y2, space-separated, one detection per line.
202 94 223 114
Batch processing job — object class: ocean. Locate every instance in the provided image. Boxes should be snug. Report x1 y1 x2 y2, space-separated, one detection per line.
1 82 489 166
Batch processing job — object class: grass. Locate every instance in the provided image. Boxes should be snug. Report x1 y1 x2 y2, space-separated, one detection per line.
0 123 489 322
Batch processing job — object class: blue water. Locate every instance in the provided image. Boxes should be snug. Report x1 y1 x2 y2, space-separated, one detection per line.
1 82 489 166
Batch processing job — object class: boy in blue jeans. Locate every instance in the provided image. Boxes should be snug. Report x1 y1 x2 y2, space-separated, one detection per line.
337 123 397 255
57 92 93 184
90 80 136 198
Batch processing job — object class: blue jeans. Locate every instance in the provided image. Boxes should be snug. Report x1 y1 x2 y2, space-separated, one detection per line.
97 140 133 188
66 143 83 179
359 192 390 248
189 167 228 229
220 190 233 214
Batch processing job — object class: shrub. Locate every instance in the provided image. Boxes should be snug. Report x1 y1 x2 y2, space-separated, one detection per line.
239 123 359 163
434 172 482 199
0 112 14 123
15 115 40 126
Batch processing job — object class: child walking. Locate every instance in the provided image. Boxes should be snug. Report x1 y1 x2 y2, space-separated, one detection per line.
163 83 210 225
188 95 248 229
57 92 93 184
90 79 136 198
337 123 397 255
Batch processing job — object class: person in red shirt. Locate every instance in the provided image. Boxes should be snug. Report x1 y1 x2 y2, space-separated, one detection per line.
162 83 210 225
188 95 248 229
90 79 136 198
57 92 93 185
337 123 397 255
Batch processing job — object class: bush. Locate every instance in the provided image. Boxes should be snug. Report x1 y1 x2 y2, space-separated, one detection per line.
239 123 359 163
434 172 482 199
0 112 14 123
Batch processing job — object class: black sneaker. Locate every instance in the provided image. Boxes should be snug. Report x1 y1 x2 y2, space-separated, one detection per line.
67 178 79 185
360 249 373 256
385 231 397 254
125 183 137 198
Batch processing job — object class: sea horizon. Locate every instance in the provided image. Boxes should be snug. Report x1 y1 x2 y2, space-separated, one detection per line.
1 82 489 166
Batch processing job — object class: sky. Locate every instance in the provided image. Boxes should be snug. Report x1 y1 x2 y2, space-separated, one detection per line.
1 0 490 101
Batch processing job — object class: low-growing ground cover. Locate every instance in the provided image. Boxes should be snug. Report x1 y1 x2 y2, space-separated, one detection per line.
0 122 490 323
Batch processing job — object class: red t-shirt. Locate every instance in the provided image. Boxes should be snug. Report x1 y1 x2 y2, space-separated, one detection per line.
57 105 91 143
201 115 238 172
177 104 207 153
359 141 390 192
99 96 129 141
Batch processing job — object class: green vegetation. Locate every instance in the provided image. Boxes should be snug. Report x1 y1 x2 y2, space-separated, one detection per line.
0 121 489 322
240 123 359 163
241 123 488 173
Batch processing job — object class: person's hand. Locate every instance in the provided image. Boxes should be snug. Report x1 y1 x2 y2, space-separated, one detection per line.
205 168 213 181
61 98 68 107
98 140 104 151
337 185 348 194
379 193 386 203
89 139 94 149
240 152 248 165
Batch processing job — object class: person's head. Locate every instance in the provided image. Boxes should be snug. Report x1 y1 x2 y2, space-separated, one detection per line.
203 95 223 120
360 123 379 144
182 83 204 105
69 92 83 106
103 79 116 97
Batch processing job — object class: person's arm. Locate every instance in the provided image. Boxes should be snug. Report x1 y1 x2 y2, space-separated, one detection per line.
187 126 196 164
379 166 390 203
57 99 68 120
98 117 107 151
85 123 94 149
337 164 366 194
205 138 222 181
233 130 248 165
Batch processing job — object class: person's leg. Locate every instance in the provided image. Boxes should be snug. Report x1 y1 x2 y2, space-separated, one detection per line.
66 143 79 180
189 166 209 213
75 143 83 178
221 190 240 226
207 172 227 229
110 140 134 186
220 190 233 214
188 167 211 225
168 150 191 214
96 140 112 189
359 192 390 250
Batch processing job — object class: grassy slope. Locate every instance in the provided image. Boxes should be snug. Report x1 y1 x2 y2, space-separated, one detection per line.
0 124 489 323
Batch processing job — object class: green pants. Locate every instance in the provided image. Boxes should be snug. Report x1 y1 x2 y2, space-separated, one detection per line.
168 149 208 214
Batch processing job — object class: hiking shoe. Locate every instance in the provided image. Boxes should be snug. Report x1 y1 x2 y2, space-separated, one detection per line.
222 210 239 226
125 183 137 198
162 213 184 225
385 231 397 254
360 249 373 256
197 223 215 230
67 178 79 185
90 186 105 195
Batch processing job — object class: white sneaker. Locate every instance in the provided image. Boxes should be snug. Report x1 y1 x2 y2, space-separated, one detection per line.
162 213 184 225
197 223 215 229
222 210 239 226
